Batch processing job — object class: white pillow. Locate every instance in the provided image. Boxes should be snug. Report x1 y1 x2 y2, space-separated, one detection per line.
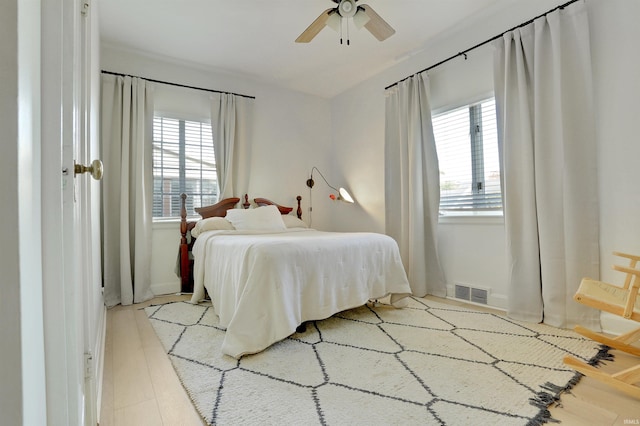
281 215 308 229
191 216 235 238
225 205 287 231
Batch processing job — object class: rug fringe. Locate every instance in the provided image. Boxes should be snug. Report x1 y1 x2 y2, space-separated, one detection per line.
588 345 614 366
528 344 612 425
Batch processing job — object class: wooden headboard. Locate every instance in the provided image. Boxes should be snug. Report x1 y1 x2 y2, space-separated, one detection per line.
179 194 246 292
178 193 302 293
254 195 302 219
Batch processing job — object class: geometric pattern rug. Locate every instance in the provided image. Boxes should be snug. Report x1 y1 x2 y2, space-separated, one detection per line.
145 297 611 426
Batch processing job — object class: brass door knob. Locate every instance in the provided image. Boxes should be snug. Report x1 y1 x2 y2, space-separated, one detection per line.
74 159 103 180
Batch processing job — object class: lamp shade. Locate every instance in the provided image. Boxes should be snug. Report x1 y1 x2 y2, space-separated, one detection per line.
327 12 342 32
353 8 370 29
338 187 354 203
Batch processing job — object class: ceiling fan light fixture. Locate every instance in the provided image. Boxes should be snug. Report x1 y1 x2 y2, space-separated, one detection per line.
353 8 370 30
327 12 342 32
338 0 357 18
295 0 394 44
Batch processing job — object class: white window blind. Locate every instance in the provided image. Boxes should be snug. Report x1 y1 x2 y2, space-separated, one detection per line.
432 98 502 213
152 116 217 218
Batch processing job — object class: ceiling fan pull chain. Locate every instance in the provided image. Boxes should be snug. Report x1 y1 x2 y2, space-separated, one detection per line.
347 18 350 45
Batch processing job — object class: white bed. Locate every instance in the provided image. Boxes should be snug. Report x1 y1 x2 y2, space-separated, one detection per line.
180 195 412 358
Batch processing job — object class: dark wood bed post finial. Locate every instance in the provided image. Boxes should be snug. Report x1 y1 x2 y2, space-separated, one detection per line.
179 193 190 291
243 194 250 209
296 196 302 220
180 193 188 240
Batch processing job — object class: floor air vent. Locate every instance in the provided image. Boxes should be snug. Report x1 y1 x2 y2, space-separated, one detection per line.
471 287 488 305
454 284 488 305
455 284 470 301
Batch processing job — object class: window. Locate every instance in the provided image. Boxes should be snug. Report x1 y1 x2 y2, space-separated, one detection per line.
432 98 502 214
152 116 217 219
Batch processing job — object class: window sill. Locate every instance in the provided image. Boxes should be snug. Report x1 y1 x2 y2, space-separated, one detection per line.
152 220 179 230
438 213 504 225
153 215 202 228
153 217 203 230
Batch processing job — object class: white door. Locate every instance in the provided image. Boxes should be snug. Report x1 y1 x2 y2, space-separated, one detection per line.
41 0 105 425
78 1 107 424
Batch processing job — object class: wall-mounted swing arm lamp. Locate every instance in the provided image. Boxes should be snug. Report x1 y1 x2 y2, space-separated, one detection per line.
306 166 354 203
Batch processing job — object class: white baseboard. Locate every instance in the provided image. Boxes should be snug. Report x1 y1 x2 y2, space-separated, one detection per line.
600 311 637 335
446 284 508 310
151 281 181 296
446 285 639 335
488 293 508 310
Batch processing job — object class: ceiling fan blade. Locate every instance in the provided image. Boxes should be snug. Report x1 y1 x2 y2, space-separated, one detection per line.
360 4 395 41
295 9 334 43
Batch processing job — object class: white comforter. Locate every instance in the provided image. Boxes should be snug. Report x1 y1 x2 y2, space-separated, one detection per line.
190 228 412 358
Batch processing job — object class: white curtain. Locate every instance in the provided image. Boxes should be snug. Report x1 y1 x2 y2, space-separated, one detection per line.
101 75 155 307
211 93 254 199
493 1 599 329
384 71 446 297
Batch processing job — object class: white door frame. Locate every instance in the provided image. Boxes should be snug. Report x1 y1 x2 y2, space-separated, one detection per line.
41 0 83 423
1 1 47 424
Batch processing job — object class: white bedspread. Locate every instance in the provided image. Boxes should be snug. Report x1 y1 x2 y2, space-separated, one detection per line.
190 228 411 358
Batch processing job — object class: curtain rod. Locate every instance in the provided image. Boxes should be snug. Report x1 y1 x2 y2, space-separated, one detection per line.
384 0 581 91
101 70 256 100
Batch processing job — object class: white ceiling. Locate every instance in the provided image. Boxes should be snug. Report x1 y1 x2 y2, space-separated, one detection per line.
99 0 509 98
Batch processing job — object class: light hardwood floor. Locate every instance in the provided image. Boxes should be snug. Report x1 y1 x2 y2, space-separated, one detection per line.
100 294 204 426
99 295 640 426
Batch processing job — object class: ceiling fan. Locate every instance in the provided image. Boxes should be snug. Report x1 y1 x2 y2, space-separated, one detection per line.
295 0 395 44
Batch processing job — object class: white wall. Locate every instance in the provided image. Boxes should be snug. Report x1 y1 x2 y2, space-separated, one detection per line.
101 46 333 293
0 2 23 424
588 0 640 332
330 0 640 310
589 0 640 276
